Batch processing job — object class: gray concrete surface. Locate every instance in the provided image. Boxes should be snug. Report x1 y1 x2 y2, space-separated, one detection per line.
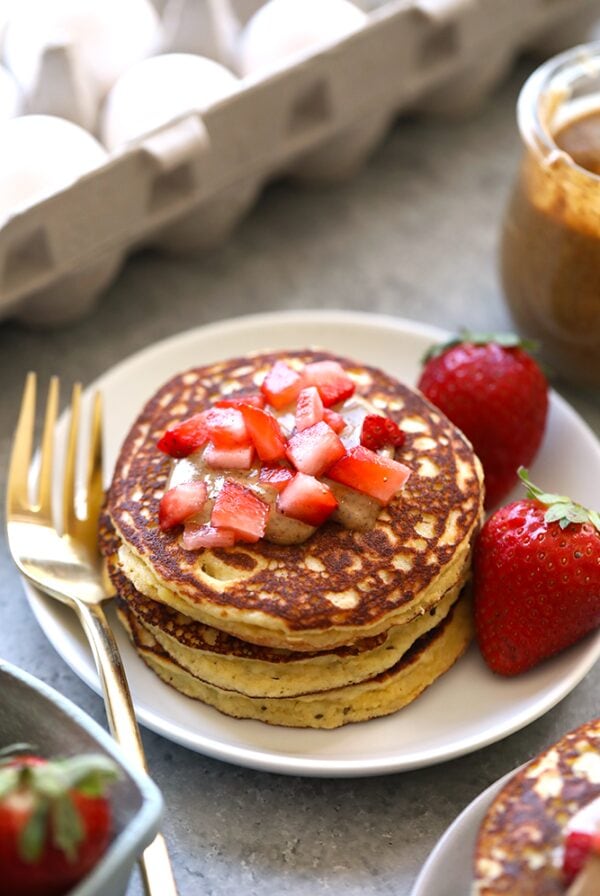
0 61 599 896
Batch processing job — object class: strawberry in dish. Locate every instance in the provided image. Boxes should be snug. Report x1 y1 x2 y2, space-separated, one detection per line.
0 746 118 896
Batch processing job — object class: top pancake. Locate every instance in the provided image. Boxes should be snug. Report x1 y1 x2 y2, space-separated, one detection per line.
473 718 600 895
106 349 483 650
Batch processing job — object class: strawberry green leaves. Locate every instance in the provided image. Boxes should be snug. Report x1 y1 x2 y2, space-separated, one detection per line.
0 750 118 864
518 468 600 533
21 805 49 863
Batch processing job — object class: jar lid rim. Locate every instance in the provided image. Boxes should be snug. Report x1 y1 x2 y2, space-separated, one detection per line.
518 40 600 182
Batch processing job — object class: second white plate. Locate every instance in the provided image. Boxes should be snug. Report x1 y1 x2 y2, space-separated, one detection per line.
26 310 600 776
410 768 518 895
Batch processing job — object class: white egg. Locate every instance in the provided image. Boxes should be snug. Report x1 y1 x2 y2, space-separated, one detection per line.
0 115 107 224
238 0 366 75
0 63 21 121
101 53 239 151
0 0 16 49
237 0 386 183
3 0 161 101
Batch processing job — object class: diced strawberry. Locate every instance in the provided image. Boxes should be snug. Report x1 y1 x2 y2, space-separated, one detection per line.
260 361 304 409
211 479 269 543
215 393 265 409
205 407 250 449
278 473 338 526
323 408 346 434
360 414 406 451
240 404 287 462
327 446 411 504
182 523 236 550
157 411 210 458
204 442 255 470
303 360 355 407
259 464 294 492
286 421 346 476
295 386 324 432
563 831 600 884
159 481 207 530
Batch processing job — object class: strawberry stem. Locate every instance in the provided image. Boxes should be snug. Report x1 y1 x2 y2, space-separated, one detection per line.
518 467 600 532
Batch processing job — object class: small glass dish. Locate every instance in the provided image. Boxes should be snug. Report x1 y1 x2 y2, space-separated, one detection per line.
500 42 600 389
0 659 163 896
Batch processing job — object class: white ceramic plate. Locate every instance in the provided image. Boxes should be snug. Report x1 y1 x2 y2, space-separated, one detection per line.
410 768 518 895
26 310 600 777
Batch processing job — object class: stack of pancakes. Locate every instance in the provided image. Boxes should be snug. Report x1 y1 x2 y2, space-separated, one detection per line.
473 718 600 895
101 350 484 729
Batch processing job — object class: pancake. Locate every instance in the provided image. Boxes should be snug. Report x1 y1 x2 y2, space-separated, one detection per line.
106 349 484 651
473 718 600 895
117 592 474 729
108 553 467 697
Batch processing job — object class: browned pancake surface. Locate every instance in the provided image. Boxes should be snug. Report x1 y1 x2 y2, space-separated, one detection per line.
106 350 482 635
473 718 600 895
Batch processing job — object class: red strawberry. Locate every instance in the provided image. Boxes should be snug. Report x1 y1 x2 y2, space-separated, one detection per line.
204 442 255 470
211 479 269 543
0 747 117 896
260 361 304 409
259 464 294 492
204 407 250 449
286 421 345 477
182 523 236 550
418 333 548 508
563 830 600 885
303 360 355 407
157 411 210 458
159 480 207 530
360 414 406 451
327 446 411 504
239 404 287 462
295 386 324 432
323 408 346 434
277 473 338 526
474 469 600 676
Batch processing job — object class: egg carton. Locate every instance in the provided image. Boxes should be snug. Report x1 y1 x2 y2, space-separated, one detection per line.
1 0 599 327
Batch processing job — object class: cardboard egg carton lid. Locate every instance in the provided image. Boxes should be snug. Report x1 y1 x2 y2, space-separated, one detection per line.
1 0 599 326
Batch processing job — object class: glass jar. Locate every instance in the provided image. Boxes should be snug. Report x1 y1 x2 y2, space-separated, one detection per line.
500 43 600 389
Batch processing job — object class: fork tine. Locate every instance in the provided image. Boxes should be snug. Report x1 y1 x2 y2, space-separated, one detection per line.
7 372 37 515
81 392 103 543
37 377 59 518
62 382 82 538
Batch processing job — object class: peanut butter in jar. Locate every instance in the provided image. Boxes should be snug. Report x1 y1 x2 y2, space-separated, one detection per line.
500 44 600 389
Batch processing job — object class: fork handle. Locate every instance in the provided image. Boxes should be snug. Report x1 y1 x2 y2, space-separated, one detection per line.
75 600 179 896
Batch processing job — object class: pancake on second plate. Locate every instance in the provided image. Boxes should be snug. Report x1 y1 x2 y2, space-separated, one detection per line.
473 718 600 895
106 349 483 653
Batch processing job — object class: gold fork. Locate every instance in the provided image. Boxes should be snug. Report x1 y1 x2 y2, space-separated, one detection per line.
6 374 179 896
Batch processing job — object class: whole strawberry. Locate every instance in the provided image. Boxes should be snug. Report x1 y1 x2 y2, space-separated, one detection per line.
474 469 600 676
0 746 118 896
418 333 548 508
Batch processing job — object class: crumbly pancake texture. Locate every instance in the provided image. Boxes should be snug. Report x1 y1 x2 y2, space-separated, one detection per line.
117 593 473 729
106 350 483 651
473 718 600 895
